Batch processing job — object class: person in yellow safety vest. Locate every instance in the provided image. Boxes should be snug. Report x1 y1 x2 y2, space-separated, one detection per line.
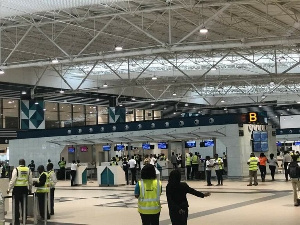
247 153 259 186
116 155 120 162
214 154 224 186
58 157 66 180
186 153 192 180
47 163 57 215
191 152 199 180
135 164 162 225
110 157 118 166
7 159 33 225
34 165 50 220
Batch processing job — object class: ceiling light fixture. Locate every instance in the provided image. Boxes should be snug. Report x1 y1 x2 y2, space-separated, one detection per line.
224 107 227 111
119 104 123 107
96 98 100 101
151 103 155 106
211 67 217 71
200 27 208 34
132 97 136 101
185 103 189 107
259 105 262 108
0 69 5 75
262 95 266 99
172 92 177 96
152 76 158 80
221 100 225 103
103 83 108 87
59 90 64 94
21 91 27 95
35 101 39 105
51 58 59 64
115 46 123 51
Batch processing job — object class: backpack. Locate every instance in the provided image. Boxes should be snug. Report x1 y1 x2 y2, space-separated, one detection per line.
288 162 300 179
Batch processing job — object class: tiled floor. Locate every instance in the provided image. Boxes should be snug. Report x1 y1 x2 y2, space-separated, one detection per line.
5 173 300 225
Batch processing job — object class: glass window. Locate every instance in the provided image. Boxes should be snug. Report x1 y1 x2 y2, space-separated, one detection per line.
98 106 108 124
135 109 144 121
154 110 162 120
72 104 85 127
45 102 59 129
145 110 153 120
59 103 72 128
126 109 134 122
86 105 97 125
3 99 19 129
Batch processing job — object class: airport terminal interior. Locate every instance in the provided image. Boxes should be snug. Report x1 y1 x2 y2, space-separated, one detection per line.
0 0 299 224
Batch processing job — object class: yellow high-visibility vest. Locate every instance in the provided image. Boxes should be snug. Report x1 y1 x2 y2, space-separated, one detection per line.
138 179 161 215
249 157 258 171
36 172 50 193
192 155 198 164
217 158 223 170
186 156 191 166
15 166 29 187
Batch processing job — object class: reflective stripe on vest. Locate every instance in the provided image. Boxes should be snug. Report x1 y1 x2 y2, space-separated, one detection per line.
15 166 29 187
217 158 223 170
36 172 50 193
48 170 55 188
249 157 258 171
59 161 66 168
186 156 191 166
192 155 198 164
138 179 161 214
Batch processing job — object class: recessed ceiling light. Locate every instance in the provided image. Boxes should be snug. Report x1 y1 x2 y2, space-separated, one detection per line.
119 104 123 107
224 107 227 111
0 69 4 75
200 27 208 34
172 92 177 96
151 103 155 106
35 102 39 105
173 112 176 114
185 103 188 107
221 100 225 103
132 97 136 101
96 98 100 101
152 76 157 80
103 83 108 87
21 91 27 95
259 105 262 108
59 90 64 94
115 46 123 51
51 58 59 64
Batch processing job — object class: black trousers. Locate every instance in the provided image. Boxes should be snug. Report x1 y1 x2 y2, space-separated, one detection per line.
130 168 137 185
50 188 55 214
58 168 65 180
191 164 198 179
37 193 50 219
269 165 276 180
186 166 191 179
259 165 266 181
169 208 188 225
71 170 76 186
13 192 27 224
124 169 129 185
172 163 178 169
284 162 289 181
206 170 212 185
140 213 160 225
216 170 223 184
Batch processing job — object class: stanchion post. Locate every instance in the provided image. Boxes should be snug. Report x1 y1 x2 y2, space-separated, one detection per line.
44 193 47 225
12 195 15 225
22 194 26 225
33 193 37 225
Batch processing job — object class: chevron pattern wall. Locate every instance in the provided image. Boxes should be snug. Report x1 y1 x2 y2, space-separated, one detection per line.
21 100 45 129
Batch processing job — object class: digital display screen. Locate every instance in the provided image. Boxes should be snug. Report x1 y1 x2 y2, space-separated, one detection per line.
261 142 268 152
158 142 167 149
68 147 75 153
204 140 214 147
276 141 282 146
260 132 268 142
116 144 125 151
253 131 261 141
253 142 261 152
103 145 111 151
294 141 300 146
185 141 196 148
142 143 150 150
80 146 88 152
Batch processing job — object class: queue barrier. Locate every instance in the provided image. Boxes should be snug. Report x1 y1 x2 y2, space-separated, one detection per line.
4 192 49 225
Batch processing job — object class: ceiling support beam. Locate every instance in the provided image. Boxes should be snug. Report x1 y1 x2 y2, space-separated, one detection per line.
201 52 230 78
4 25 33 63
281 61 300 74
52 66 74 90
119 15 165 46
102 62 124 80
134 56 158 81
76 61 98 90
32 66 48 92
176 4 231 44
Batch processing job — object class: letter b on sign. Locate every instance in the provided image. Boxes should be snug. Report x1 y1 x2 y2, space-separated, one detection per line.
249 113 257 122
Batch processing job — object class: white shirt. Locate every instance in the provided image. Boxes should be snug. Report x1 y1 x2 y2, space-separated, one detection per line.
71 163 78 171
283 154 292 163
48 170 57 188
206 160 213 171
128 159 136 169
268 158 277 167
150 157 157 165
8 166 33 192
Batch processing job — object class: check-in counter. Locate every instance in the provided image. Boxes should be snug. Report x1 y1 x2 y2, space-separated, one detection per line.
156 161 171 177
97 164 126 186
75 166 87 185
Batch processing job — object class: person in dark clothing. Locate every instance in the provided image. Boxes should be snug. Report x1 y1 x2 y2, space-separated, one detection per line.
122 157 129 185
34 165 50 220
28 160 35 173
166 170 210 225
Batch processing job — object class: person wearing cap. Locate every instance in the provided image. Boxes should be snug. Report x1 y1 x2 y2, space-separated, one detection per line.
247 153 260 186
7 159 33 225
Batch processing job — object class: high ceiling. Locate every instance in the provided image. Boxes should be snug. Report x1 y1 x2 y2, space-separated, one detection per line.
0 0 300 110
